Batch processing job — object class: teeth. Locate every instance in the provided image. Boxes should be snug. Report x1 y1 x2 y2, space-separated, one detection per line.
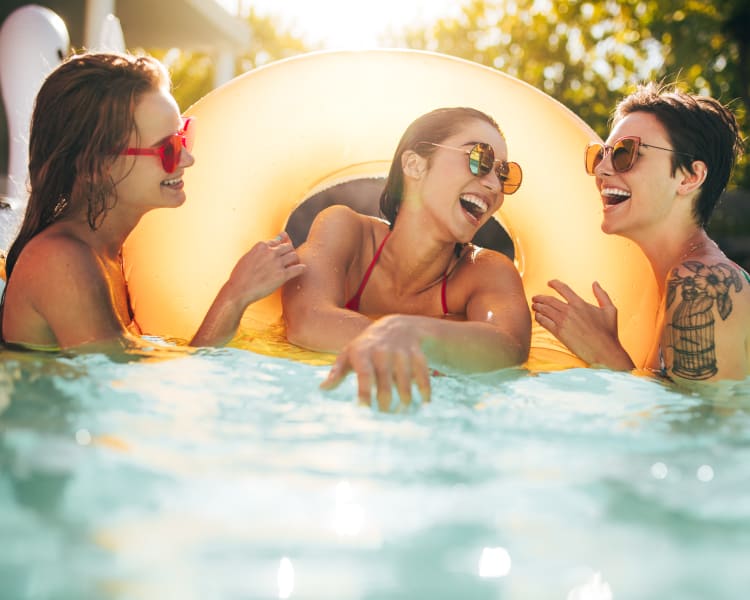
162 176 182 186
601 187 630 198
459 194 488 214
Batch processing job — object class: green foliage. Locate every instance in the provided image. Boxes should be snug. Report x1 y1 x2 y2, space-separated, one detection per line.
143 9 315 113
142 1 749 191
147 49 216 113
236 8 316 73
395 0 749 189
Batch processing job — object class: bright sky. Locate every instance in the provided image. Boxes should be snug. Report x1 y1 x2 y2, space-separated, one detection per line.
218 0 463 49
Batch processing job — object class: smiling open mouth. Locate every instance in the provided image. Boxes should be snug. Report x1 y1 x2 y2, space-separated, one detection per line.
460 194 488 219
161 176 182 187
602 187 630 206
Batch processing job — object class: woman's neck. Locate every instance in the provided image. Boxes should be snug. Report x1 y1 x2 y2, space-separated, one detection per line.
381 221 459 294
639 225 709 292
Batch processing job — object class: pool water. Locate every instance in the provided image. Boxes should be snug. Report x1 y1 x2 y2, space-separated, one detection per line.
0 346 748 599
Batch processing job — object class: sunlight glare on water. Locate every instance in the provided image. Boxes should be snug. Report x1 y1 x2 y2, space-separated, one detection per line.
0 347 748 599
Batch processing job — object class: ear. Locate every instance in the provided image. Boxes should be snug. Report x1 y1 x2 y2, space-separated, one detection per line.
677 160 707 196
402 150 426 180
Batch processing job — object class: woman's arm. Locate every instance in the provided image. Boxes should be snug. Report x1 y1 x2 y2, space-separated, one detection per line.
282 205 375 352
4 232 304 351
191 232 305 347
322 250 532 409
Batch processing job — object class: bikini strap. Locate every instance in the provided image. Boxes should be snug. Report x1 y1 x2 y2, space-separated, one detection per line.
345 230 391 311
441 244 468 316
440 272 449 315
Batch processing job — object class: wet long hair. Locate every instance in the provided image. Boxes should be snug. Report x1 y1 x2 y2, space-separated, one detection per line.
3 52 168 283
0 52 168 343
614 82 744 227
379 107 503 226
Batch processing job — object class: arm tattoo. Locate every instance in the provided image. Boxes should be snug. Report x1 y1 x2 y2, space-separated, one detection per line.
665 260 743 380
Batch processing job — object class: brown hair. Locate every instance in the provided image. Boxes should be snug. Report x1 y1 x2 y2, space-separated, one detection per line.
4 52 169 281
379 107 503 226
614 82 744 227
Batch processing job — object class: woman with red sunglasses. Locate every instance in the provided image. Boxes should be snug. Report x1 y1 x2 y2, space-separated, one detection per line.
282 107 531 410
532 83 749 384
0 52 304 351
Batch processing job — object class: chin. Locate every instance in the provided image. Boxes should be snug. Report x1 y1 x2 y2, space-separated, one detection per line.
600 215 621 236
162 190 187 207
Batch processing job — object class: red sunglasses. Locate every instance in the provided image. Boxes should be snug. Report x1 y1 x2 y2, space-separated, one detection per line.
121 117 195 173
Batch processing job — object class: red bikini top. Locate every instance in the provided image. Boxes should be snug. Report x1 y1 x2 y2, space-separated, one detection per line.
345 231 449 315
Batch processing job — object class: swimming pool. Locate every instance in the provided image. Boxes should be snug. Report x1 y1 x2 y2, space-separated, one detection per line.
0 344 748 599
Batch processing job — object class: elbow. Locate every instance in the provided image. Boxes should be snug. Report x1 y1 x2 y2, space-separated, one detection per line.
504 331 531 368
284 322 309 349
515 339 531 365
282 303 316 349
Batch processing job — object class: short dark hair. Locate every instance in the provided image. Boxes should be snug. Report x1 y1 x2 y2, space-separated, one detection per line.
614 82 744 226
379 107 502 225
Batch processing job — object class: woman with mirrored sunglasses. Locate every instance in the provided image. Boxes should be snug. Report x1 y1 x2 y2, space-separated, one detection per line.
282 107 531 410
0 51 305 352
532 82 749 384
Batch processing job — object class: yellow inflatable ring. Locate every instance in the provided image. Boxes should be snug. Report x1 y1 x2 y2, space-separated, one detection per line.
124 49 657 368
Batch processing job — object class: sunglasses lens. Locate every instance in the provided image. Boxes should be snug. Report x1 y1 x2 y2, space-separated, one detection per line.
612 138 637 172
160 135 182 173
469 143 494 176
181 117 195 153
585 138 639 175
499 162 523 195
585 143 605 175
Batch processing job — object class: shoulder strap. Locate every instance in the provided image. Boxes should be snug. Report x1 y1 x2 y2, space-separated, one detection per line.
345 230 391 311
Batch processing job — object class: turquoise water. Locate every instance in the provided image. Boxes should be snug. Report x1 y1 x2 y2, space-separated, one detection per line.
0 347 748 599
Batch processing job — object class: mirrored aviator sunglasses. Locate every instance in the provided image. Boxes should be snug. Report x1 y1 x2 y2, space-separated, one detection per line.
584 136 642 175
121 117 196 173
468 143 523 195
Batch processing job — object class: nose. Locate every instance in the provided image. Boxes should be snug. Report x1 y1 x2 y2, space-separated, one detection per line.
179 145 195 169
479 169 501 193
594 147 614 177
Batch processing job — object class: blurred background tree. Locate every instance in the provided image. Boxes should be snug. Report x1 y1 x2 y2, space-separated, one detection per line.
147 8 316 113
158 0 748 188
147 0 749 262
395 0 748 189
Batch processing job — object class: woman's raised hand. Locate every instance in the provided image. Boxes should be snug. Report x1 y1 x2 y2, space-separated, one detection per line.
230 232 306 305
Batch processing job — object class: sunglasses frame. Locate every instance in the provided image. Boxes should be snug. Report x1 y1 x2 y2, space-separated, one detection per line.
584 135 694 175
121 117 195 173
417 141 523 195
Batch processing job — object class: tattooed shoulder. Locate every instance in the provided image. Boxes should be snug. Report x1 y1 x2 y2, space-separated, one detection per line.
664 260 744 380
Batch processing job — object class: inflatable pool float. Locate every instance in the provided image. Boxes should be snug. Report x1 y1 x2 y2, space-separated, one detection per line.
123 49 658 369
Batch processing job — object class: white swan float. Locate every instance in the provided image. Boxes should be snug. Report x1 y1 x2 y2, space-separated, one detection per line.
0 4 69 251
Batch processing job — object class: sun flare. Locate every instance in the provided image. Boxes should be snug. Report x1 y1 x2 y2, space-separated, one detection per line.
222 0 461 49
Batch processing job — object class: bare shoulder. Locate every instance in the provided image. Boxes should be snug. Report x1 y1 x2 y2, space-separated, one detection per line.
304 204 387 256
460 245 522 286
307 205 368 241
663 254 750 382
666 256 750 317
456 245 527 312
3 231 111 346
11 231 102 291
